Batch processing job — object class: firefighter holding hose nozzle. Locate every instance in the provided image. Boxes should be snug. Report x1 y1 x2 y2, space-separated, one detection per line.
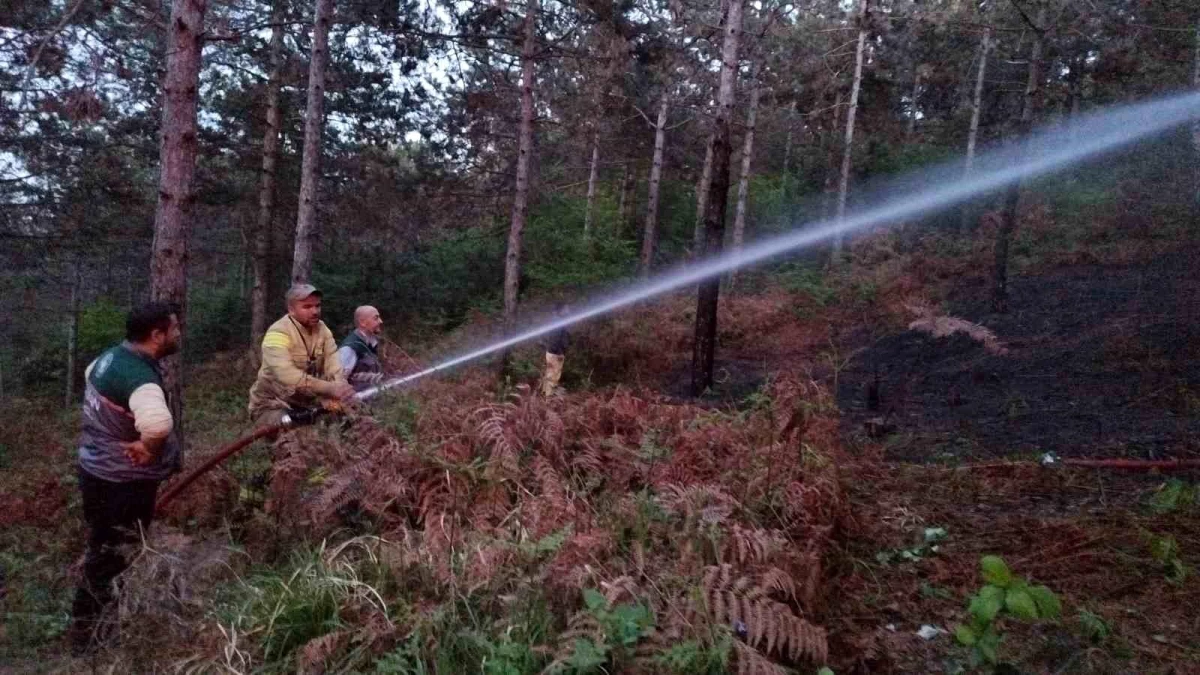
248 284 355 429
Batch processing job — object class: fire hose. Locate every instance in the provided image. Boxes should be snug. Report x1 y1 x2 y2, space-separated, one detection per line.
155 345 434 515
154 407 324 514
155 406 1200 516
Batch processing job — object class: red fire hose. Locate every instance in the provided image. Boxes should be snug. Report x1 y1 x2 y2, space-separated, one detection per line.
152 427 1199 516
1060 457 1200 471
155 424 284 515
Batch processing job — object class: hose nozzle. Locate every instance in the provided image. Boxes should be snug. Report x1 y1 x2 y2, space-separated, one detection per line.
281 406 324 428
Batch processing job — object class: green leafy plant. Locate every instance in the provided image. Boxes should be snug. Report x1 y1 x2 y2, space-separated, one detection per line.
1077 609 1110 644
585 588 655 650
954 556 1061 669
1146 533 1188 585
514 526 571 559
920 582 955 601
379 396 422 444
876 526 947 566
776 263 838 306
374 632 431 674
551 589 656 674
652 635 732 675
1148 479 1196 515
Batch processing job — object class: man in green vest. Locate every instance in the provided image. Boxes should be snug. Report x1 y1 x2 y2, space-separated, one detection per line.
337 305 385 392
248 284 354 428
69 301 182 654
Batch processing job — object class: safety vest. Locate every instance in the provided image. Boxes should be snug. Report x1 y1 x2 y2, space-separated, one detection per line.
77 342 182 482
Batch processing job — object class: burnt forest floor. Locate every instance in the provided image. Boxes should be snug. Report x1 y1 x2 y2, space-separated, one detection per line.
820 241 1200 673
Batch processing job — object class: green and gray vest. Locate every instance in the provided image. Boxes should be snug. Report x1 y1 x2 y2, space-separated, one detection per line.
78 342 182 482
341 330 382 390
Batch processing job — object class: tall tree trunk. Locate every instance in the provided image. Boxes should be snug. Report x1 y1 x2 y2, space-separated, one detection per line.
1192 18 1200 208
290 0 333 285
832 0 868 259
65 262 80 407
993 11 1044 313
252 0 285 356
959 25 991 231
584 132 599 236
1064 54 1083 146
821 90 843 223
618 161 634 231
692 140 714 257
501 0 538 369
906 65 922 142
691 0 745 396
1066 68 1080 128
781 100 796 199
964 27 991 175
640 96 669 277
731 83 760 268
150 0 205 434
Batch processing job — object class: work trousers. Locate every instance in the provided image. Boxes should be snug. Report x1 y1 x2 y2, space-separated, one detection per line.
69 467 159 650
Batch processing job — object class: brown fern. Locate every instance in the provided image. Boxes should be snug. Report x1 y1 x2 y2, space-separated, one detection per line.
905 300 1009 355
475 402 521 478
542 609 603 674
732 639 790 675
570 443 605 477
659 484 739 523
702 565 828 665
306 459 371 526
296 629 351 673
532 455 569 513
721 525 787 566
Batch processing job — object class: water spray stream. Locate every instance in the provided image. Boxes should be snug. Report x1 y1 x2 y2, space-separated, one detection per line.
355 92 1200 403
157 92 1200 513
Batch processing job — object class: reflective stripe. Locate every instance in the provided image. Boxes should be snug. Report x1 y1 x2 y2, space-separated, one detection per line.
262 332 290 349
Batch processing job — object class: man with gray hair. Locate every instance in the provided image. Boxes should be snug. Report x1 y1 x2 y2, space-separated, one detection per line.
337 305 385 391
248 284 353 428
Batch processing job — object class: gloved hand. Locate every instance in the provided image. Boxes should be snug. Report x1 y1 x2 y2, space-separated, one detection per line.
283 406 325 427
350 372 384 386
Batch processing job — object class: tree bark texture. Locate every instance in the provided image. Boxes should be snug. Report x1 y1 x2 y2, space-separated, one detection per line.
994 12 1044 313
781 100 796 198
958 26 991 231
833 0 868 258
502 0 538 347
290 0 333 285
618 161 634 231
150 0 206 433
731 83 760 261
584 132 599 236
640 97 669 277
1192 19 1200 207
821 90 843 224
964 27 991 175
691 0 744 396
906 66 922 142
66 262 80 407
252 0 285 355
692 139 714 257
